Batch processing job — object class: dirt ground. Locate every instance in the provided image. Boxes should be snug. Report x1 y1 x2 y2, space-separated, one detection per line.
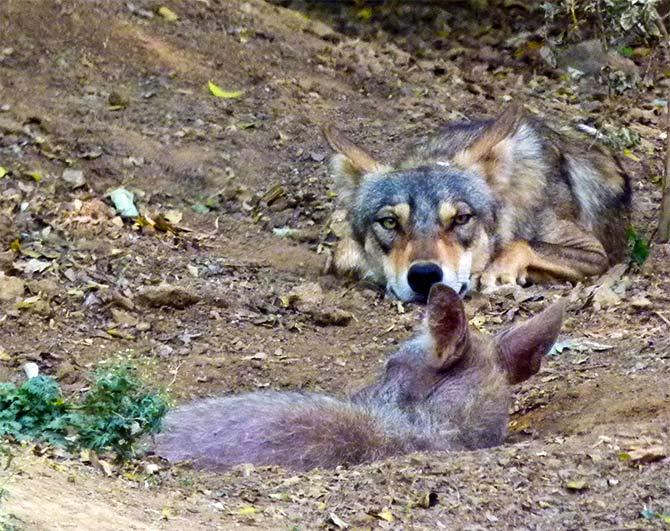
0 1 669 529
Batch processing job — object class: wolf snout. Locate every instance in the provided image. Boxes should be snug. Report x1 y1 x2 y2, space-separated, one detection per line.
407 262 444 298
407 262 469 299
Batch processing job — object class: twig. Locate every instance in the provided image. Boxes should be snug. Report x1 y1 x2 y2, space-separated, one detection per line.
655 101 670 242
168 361 185 388
654 311 670 327
574 363 610 372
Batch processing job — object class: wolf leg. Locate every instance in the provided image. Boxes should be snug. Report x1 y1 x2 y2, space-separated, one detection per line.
332 235 369 277
480 221 610 290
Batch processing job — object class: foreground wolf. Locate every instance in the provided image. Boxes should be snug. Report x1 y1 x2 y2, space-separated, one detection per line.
324 106 631 302
155 285 564 471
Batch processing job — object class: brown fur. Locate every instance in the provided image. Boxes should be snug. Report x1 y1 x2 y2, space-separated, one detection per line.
325 105 631 296
155 286 566 471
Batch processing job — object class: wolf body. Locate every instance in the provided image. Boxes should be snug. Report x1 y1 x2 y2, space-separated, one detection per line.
324 106 631 302
155 285 564 471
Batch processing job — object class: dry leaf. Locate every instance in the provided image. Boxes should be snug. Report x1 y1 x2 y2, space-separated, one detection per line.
208 81 243 99
157 6 178 21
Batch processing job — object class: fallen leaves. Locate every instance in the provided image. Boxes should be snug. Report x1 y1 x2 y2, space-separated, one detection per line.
157 6 178 22
207 81 243 99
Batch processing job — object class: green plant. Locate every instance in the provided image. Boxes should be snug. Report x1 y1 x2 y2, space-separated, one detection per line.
543 0 666 45
628 227 650 265
0 366 167 458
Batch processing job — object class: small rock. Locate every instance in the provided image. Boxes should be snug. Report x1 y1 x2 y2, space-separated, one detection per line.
630 295 652 308
156 344 174 358
0 274 25 302
108 91 130 107
592 285 621 309
0 251 16 273
305 19 338 42
22 362 40 379
580 100 602 112
26 278 60 300
556 40 639 78
111 308 138 326
137 284 200 309
286 282 324 310
61 169 86 189
17 296 52 316
627 445 666 463
309 306 353 327
135 321 151 332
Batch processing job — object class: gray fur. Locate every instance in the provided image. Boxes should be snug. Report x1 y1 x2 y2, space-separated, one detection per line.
155 286 564 472
348 168 498 244
157 325 512 471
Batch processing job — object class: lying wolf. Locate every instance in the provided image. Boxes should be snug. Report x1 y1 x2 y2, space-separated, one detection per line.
155 285 564 471
324 106 631 302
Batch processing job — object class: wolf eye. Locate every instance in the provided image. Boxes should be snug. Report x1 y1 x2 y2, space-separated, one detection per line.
453 213 473 226
379 217 398 230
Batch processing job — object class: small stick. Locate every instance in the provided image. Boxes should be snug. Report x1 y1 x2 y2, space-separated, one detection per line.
655 311 670 327
655 100 670 242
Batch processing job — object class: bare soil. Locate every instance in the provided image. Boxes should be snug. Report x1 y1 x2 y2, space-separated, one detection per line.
0 1 669 529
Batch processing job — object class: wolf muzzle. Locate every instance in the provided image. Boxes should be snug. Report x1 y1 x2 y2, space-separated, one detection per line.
407 261 469 300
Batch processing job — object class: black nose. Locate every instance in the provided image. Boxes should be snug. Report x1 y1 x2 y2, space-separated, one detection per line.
407 262 443 297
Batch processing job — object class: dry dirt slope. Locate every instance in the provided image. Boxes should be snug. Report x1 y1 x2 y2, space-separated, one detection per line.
0 0 669 529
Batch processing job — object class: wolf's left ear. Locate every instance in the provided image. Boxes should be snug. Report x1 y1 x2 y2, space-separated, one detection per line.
496 299 565 384
453 104 524 186
323 126 385 203
426 284 470 369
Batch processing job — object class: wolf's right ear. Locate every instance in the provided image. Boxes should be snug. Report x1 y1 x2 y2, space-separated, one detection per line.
323 126 385 203
496 299 565 384
426 284 470 369
452 104 524 186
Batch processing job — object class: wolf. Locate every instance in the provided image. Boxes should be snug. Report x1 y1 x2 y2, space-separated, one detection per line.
323 105 631 302
155 285 564 471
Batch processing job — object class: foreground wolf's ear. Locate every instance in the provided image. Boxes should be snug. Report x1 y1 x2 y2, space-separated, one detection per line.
496 299 565 384
426 284 470 368
323 126 385 202
453 104 524 185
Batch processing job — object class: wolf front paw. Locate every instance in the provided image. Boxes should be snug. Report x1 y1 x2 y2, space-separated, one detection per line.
479 241 533 292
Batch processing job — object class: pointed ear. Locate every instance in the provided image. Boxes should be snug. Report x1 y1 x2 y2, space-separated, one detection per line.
323 126 385 203
452 104 524 185
496 299 566 384
426 284 470 369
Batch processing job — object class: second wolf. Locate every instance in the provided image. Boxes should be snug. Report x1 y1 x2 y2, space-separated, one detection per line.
324 105 631 302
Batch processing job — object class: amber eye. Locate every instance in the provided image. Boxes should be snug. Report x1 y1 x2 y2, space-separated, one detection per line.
453 213 473 226
378 217 398 231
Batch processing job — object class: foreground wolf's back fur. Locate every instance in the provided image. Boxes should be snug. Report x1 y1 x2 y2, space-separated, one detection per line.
156 286 565 472
156 373 509 471
155 392 403 471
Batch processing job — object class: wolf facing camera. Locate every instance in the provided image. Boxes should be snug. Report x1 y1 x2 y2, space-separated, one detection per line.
324 105 631 302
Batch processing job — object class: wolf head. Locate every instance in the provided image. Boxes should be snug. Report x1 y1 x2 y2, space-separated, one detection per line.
353 284 565 449
325 106 526 302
